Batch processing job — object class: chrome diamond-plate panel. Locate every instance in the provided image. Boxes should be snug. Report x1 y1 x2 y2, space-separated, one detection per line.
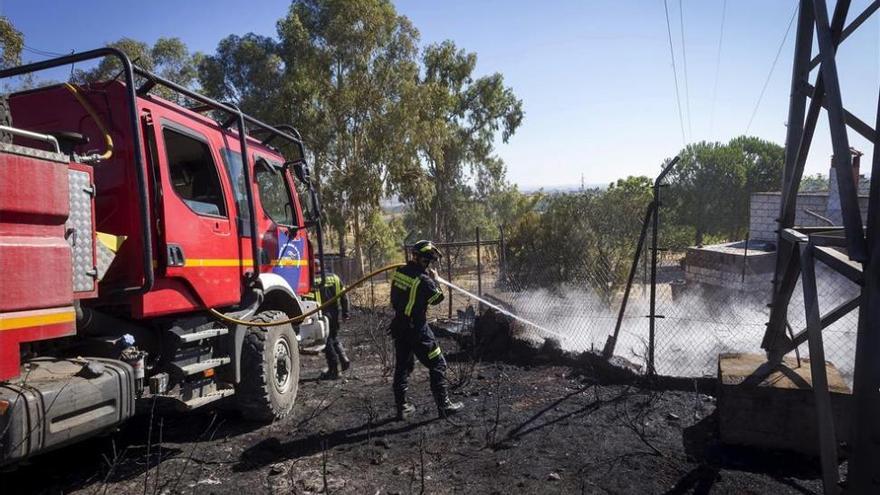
66 169 95 292
0 142 68 163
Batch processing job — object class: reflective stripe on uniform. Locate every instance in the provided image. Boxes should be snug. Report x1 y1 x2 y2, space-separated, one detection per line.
393 271 417 287
427 291 443 304
404 278 421 316
312 274 343 305
427 346 442 359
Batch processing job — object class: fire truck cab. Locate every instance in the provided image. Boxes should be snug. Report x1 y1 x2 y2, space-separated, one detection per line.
0 49 328 466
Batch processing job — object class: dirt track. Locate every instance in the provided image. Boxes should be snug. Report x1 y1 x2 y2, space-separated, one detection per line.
1 311 825 494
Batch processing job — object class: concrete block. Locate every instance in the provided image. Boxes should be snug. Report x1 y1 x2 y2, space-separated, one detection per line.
718 353 850 456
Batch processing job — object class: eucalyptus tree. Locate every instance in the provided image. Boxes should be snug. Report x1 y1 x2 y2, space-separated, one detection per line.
397 40 524 242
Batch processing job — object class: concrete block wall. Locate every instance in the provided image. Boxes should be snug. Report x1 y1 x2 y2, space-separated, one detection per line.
748 192 870 242
684 245 775 291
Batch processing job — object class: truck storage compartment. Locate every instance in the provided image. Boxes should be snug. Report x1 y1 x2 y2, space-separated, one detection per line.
0 146 72 312
0 357 135 466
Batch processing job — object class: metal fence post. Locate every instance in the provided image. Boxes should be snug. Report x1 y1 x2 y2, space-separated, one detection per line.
368 245 375 310
476 227 482 298
447 247 453 319
604 202 655 359
647 156 679 376
499 225 507 285
648 195 659 377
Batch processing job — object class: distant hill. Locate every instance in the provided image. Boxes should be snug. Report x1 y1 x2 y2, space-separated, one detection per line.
521 183 608 194
379 182 610 214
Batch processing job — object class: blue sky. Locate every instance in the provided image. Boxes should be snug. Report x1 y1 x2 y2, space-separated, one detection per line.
4 0 879 188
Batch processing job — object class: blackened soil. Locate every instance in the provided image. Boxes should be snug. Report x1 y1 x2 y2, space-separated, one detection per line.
1 311 824 494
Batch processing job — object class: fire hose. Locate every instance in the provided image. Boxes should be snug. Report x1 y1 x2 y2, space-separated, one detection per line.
207 263 405 327
207 261 565 341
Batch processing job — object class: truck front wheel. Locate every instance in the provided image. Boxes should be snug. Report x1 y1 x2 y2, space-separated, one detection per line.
235 310 300 422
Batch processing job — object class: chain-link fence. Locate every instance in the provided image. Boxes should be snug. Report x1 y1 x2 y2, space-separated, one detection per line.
325 233 506 321
466 191 859 383
334 190 860 383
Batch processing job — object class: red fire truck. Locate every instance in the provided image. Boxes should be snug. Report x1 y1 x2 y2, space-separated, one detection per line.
0 48 330 465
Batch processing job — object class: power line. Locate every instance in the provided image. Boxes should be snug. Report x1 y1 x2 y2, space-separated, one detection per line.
745 5 798 135
663 0 687 147
678 0 692 141
23 44 67 58
709 0 727 140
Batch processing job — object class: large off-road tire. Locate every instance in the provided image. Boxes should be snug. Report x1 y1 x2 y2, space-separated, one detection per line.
0 95 12 144
235 310 300 422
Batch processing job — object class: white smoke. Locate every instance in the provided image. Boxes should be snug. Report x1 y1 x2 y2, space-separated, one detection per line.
498 268 859 383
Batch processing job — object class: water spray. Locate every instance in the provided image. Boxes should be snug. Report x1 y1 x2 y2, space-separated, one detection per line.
434 275 567 341
209 263 564 343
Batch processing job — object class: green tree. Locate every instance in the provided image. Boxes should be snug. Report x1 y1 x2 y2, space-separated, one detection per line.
197 2 524 269
152 38 204 91
198 34 283 119
273 0 422 272
665 142 746 245
730 135 785 194
488 183 540 233
0 16 23 69
397 41 523 242
74 37 202 99
665 137 784 245
506 191 589 290
504 177 651 300
586 176 653 297
801 173 829 192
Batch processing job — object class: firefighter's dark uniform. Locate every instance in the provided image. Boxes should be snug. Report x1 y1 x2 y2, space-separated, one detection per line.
310 272 350 374
389 260 447 410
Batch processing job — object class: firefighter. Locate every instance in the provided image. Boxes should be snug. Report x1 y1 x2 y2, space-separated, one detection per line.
311 259 351 380
390 240 464 419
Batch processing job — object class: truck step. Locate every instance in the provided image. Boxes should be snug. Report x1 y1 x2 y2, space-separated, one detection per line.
176 327 229 344
173 357 231 376
180 389 235 410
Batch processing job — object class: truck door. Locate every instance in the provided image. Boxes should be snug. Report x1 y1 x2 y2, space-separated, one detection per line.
253 157 310 293
151 122 241 310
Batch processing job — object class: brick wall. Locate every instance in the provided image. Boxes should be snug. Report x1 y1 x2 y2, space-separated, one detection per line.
748 192 870 242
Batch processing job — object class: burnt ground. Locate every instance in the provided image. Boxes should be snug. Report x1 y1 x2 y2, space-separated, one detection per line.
1 310 826 494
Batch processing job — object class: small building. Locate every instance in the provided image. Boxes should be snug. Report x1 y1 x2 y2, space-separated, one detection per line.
684 169 869 292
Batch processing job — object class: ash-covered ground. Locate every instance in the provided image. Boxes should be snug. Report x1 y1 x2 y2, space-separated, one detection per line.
1 310 826 494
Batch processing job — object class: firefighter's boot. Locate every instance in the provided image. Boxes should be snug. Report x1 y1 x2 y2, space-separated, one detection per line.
394 387 415 420
396 402 416 420
334 341 351 372
435 393 464 418
319 367 340 380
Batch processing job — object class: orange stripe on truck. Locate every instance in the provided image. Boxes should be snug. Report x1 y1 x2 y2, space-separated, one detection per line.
0 307 76 332
184 258 309 268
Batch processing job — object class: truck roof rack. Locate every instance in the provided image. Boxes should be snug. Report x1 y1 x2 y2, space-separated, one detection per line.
130 67 305 161
0 48 315 295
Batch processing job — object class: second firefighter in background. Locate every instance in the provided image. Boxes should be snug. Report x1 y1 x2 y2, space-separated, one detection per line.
309 259 351 379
